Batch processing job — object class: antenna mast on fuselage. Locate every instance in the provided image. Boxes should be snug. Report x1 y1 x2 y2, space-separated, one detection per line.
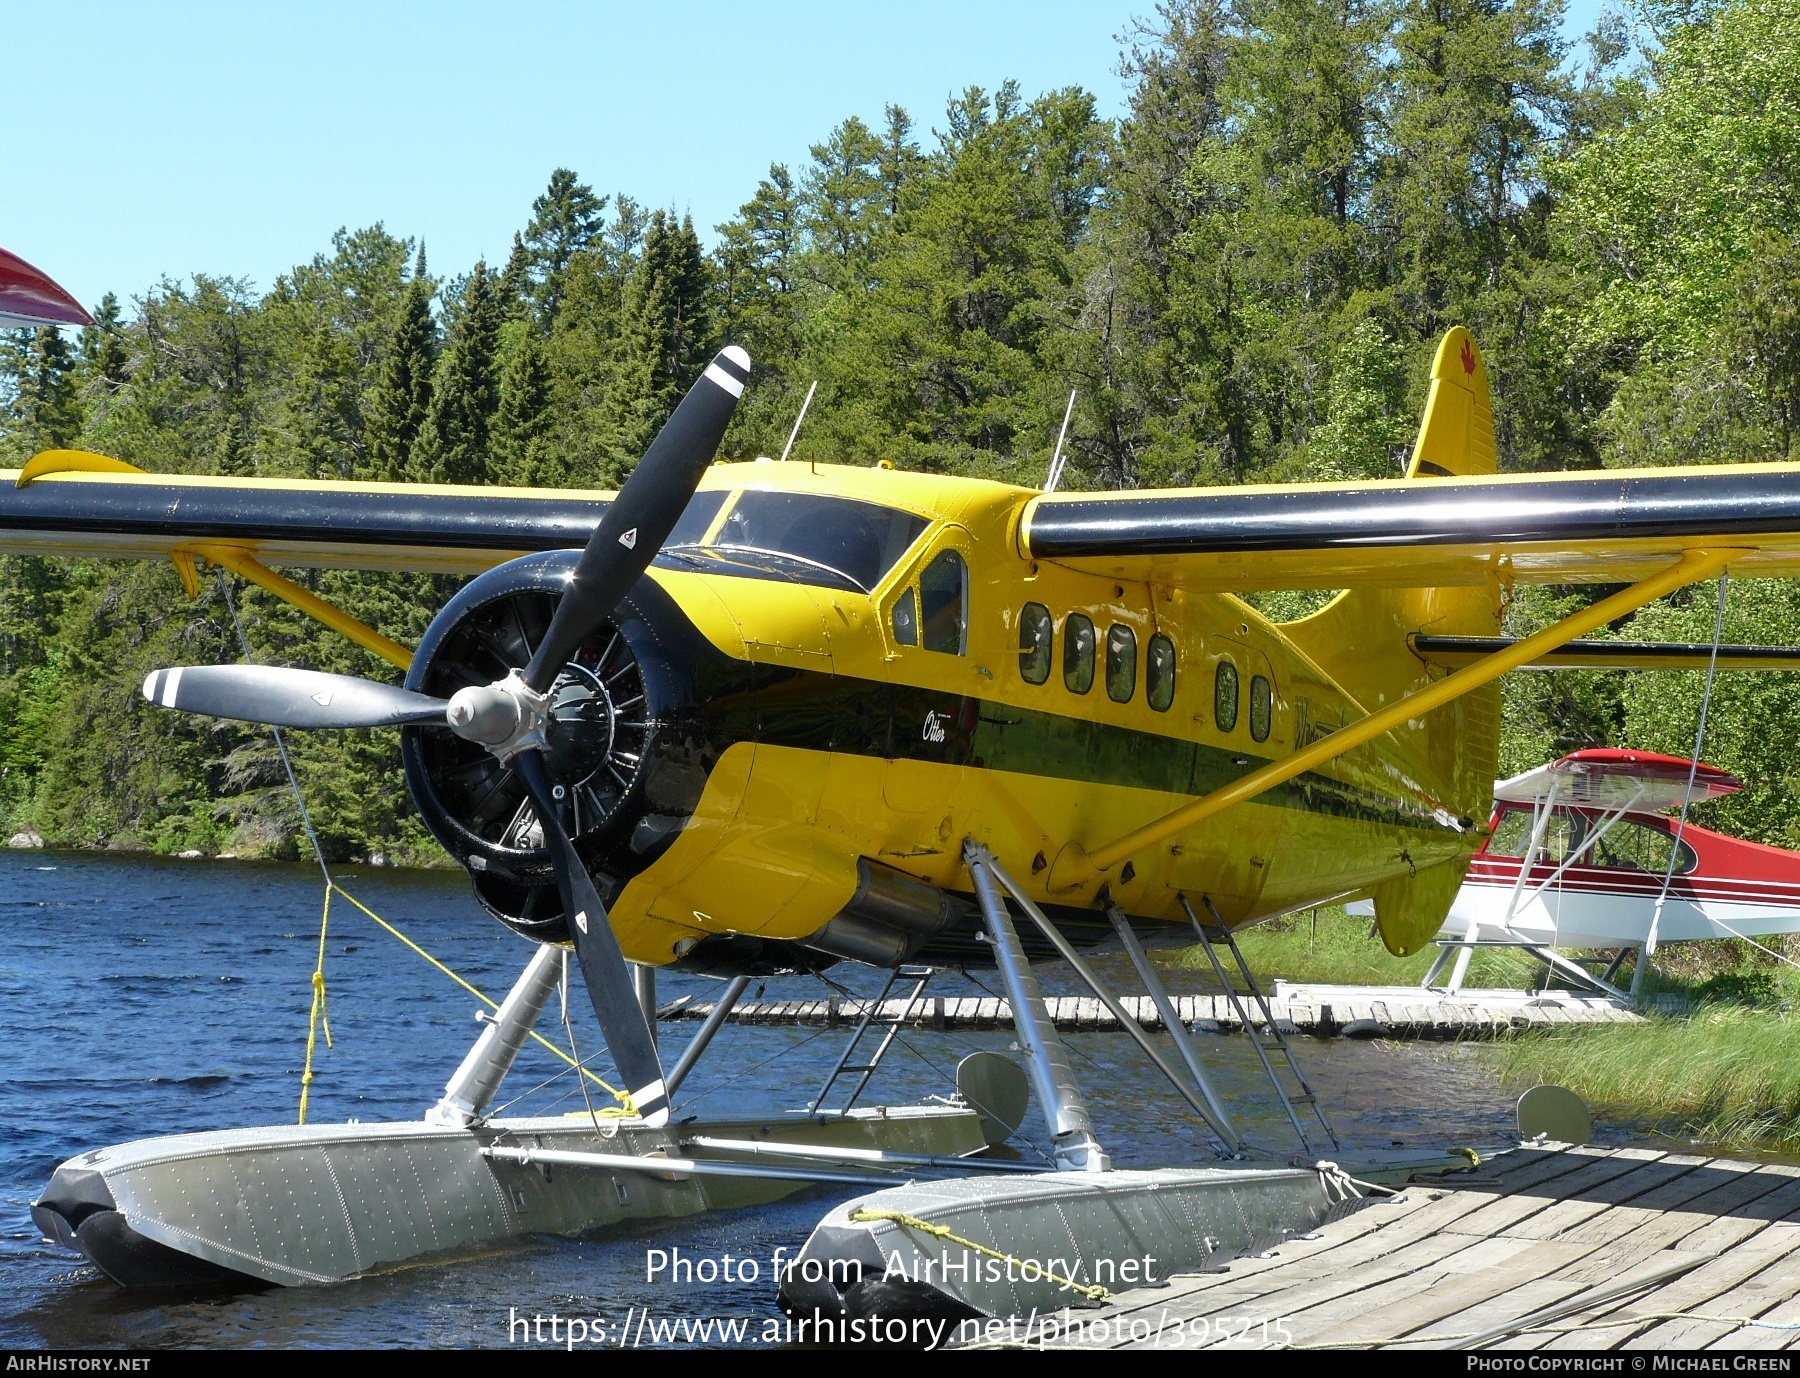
1043 389 1077 493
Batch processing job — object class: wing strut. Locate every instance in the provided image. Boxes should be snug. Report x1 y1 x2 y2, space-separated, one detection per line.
1049 547 1742 894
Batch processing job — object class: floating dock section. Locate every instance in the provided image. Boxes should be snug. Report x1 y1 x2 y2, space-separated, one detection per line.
1047 1144 1800 1351
664 987 1639 1040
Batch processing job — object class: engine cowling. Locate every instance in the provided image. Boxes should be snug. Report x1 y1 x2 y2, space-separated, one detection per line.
401 552 732 942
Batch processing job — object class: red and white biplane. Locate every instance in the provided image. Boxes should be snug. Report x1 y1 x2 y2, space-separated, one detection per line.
1411 748 1800 999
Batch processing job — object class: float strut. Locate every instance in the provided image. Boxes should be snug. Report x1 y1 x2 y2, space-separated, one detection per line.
633 963 657 1057
427 943 564 1127
963 841 1108 1173
665 975 751 1100
1105 899 1245 1153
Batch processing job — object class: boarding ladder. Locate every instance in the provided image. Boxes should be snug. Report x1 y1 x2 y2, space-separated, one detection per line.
1185 898 1340 1153
807 966 934 1117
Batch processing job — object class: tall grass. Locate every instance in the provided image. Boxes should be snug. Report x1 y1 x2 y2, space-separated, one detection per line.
1499 1006 1800 1152
1161 907 1540 989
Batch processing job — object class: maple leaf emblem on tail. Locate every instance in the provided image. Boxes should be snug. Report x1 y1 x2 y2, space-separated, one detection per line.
1460 338 1476 378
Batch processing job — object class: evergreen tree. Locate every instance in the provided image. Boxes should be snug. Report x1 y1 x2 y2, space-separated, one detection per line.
366 276 437 479
416 261 501 484
524 169 607 320
499 232 530 313
802 117 887 290
599 212 714 471
494 326 554 484
4 327 83 449
79 293 130 398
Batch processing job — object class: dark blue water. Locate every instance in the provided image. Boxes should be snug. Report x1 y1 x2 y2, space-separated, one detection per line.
0 849 1532 1348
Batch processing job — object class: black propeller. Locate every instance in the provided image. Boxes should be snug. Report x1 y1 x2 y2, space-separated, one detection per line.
142 666 449 729
523 347 748 691
140 345 752 1127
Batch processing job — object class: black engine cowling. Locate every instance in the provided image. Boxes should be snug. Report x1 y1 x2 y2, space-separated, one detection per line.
401 552 743 943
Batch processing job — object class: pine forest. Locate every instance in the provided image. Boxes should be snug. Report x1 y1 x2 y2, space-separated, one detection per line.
3 0 1798 864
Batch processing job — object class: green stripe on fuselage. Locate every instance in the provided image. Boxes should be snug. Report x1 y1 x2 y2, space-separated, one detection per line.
748 663 1458 837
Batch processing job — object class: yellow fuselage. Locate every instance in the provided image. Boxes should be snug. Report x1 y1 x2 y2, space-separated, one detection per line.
605 459 1492 966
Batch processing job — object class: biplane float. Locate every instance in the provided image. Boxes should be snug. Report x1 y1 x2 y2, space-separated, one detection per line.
14 239 1800 1306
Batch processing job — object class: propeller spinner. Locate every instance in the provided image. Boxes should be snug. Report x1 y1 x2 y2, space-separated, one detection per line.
142 345 752 1127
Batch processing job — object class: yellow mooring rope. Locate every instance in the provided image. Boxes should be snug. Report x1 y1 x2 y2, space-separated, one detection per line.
848 1207 1114 1303
300 879 637 1121
296 885 336 1124
210 570 636 1124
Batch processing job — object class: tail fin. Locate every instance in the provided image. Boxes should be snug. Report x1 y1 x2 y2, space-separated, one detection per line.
1282 327 1502 954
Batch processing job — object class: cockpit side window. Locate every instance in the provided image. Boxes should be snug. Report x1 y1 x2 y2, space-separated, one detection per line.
891 587 919 646
919 550 967 655
706 490 927 592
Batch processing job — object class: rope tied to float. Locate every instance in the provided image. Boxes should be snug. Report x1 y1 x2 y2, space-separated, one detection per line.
847 1207 1114 1303
297 885 335 1124
1313 1160 1398 1203
216 569 634 1122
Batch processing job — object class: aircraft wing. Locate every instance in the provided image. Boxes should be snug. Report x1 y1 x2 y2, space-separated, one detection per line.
0 454 611 575
1020 462 1800 594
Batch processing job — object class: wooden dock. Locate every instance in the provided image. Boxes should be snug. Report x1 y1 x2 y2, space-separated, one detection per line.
659 990 1640 1039
1048 1144 1800 1350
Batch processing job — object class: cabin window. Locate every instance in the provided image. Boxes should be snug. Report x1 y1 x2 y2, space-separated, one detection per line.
1591 817 1698 875
1249 674 1273 742
891 587 919 646
1064 613 1096 694
1487 807 1580 864
1214 659 1239 733
919 549 967 654
1106 624 1137 703
1018 602 1052 684
1147 634 1176 712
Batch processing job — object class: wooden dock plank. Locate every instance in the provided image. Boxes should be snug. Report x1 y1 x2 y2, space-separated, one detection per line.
1084 1152 1602 1331
1297 1238 1598 1349
1071 1146 1800 1352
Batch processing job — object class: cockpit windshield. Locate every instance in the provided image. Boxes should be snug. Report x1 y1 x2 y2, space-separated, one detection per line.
664 490 928 593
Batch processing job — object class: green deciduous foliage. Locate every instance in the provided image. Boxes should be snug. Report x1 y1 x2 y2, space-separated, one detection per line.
5 0 1800 861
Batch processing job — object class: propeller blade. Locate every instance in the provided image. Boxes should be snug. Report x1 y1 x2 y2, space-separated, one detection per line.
142 665 449 730
523 345 749 692
513 749 669 1126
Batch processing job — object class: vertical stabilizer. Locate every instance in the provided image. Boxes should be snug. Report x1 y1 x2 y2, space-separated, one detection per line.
1406 326 1497 479
1279 327 1502 954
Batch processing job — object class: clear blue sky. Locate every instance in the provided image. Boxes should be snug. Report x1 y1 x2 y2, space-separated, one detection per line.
9 0 1608 313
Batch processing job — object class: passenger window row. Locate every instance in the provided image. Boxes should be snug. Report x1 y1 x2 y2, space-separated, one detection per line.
1017 603 1176 712
1214 660 1274 743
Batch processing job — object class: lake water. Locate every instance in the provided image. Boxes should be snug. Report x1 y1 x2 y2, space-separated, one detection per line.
0 849 1629 1348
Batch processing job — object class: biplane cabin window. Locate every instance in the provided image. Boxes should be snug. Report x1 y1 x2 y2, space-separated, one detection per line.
1249 674 1273 742
1018 602 1052 683
1064 613 1096 693
919 549 967 654
892 587 919 645
1147 633 1176 712
1591 816 1699 875
1106 624 1137 703
1214 659 1239 732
